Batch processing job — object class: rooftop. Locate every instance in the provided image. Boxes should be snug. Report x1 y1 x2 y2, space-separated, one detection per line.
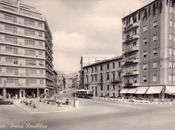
83 55 122 68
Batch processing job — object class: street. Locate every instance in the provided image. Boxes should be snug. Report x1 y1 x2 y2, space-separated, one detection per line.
0 99 175 130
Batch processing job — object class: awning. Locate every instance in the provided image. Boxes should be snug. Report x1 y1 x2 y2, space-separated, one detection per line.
165 86 175 95
120 89 129 94
146 86 163 94
135 87 149 94
127 88 137 94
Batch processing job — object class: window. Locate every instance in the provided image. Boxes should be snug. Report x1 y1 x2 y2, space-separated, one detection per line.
143 64 147 70
38 22 43 27
5 25 17 33
7 78 18 85
169 48 172 55
168 74 172 82
107 64 109 69
14 58 18 64
106 73 110 80
24 29 35 36
40 79 44 84
6 57 13 63
101 85 103 91
169 34 173 41
6 46 13 52
170 7 173 13
113 84 115 90
143 52 147 58
153 21 158 28
143 25 148 32
153 62 158 68
143 76 147 82
107 85 110 91
5 35 17 44
26 79 37 85
4 14 17 23
91 75 93 82
39 32 43 37
100 65 103 71
39 41 43 47
113 62 115 69
173 75 175 82
153 49 158 55
39 70 44 75
25 49 36 56
173 62 175 68
112 72 115 79
24 18 35 26
169 61 172 68
153 35 158 42
25 39 35 46
153 75 157 82
39 51 43 56
143 39 147 45
169 20 173 27
173 49 175 55
26 59 36 66
39 60 44 66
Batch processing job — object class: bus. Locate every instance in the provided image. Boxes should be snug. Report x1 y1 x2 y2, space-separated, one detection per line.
74 89 93 99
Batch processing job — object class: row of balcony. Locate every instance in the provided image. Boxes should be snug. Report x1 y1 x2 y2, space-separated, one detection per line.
0 17 44 31
0 5 44 21
0 28 45 41
85 78 122 85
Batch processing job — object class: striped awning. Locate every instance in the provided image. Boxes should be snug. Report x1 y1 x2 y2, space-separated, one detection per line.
135 87 149 94
146 86 163 94
165 86 175 95
127 88 137 94
120 89 129 94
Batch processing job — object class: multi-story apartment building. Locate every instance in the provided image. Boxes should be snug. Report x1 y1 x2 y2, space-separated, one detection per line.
82 56 122 98
0 0 54 98
122 0 175 99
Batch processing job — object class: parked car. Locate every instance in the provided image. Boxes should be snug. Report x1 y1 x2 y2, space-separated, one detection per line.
0 97 13 105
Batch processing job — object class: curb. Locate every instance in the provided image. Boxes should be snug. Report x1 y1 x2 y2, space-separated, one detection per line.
93 98 175 105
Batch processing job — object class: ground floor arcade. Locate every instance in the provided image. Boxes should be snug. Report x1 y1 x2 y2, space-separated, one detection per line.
0 88 55 99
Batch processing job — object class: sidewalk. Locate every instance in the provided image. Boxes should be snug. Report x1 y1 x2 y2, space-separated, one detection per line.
14 99 76 114
93 97 175 105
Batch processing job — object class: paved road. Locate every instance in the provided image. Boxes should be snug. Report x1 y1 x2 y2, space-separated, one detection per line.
0 99 175 130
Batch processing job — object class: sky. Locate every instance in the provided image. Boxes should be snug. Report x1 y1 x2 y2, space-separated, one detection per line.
22 0 153 73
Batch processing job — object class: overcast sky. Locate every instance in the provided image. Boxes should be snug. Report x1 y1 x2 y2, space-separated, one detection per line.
22 0 153 73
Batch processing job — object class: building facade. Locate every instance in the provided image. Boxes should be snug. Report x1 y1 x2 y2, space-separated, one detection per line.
122 0 175 99
0 0 54 98
82 56 122 98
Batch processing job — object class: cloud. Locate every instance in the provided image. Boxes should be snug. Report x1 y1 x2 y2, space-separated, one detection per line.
22 0 154 72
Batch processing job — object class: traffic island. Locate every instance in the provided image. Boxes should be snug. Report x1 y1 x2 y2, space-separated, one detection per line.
13 99 77 114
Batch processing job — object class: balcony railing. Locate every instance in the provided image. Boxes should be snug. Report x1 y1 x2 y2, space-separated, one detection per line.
123 34 139 44
111 78 122 84
123 46 139 54
123 70 139 77
123 59 139 66
124 82 139 87
123 22 139 32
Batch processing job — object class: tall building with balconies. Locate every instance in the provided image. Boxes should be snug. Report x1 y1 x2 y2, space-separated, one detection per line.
83 56 122 98
0 0 54 98
121 0 175 99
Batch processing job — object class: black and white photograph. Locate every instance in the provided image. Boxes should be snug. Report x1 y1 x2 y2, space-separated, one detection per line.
1 0 175 130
